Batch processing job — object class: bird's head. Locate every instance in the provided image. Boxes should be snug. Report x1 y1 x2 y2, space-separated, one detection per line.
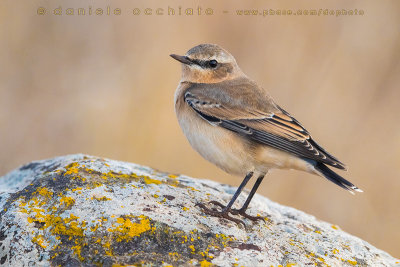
170 44 243 83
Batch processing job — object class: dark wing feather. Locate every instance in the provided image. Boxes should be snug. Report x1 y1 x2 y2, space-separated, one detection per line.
184 83 347 170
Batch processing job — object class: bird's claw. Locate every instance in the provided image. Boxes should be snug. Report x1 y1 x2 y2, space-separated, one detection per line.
196 201 264 226
230 208 265 222
196 202 245 227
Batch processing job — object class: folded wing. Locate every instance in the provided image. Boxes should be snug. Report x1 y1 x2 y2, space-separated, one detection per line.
184 82 346 170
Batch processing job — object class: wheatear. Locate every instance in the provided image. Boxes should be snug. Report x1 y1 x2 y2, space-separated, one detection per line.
171 44 362 225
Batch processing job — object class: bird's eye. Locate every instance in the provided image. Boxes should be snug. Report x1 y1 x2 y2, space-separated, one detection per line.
208 60 218 68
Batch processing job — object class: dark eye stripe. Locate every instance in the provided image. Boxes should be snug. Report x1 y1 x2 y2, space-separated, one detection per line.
189 59 218 69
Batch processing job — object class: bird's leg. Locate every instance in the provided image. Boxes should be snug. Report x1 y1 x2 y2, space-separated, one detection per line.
196 172 254 226
230 174 265 222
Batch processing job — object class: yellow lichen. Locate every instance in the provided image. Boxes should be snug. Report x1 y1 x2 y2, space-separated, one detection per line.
92 196 111 201
32 235 48 249
59 196 75 208
51 214 86 237
188 186 199 191
72 187 83 193
200 259 212 267
64 162 80 176
143 176 162 185
104 240 113 256
107 215 151 241
181 235 188 244
71 244 84 261
167 180 180 187
347 259 358 265
35 187 54 198
169 252 179 259
306 252 315 258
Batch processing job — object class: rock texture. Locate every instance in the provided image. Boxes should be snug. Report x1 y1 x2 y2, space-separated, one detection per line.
0 154 398 267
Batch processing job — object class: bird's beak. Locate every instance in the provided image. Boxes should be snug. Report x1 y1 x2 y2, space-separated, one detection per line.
170 54 193 65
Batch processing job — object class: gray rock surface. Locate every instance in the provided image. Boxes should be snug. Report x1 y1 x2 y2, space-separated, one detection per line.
0 154 398 266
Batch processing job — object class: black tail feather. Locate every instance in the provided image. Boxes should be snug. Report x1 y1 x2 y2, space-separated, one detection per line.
314 162 362 193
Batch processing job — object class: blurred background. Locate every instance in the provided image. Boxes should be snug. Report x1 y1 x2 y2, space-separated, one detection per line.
0 0 399 257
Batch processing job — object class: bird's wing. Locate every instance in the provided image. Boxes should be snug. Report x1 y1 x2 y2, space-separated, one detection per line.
184 82 346 170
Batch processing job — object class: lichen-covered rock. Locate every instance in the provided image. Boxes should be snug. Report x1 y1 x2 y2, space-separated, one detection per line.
0 155 398 267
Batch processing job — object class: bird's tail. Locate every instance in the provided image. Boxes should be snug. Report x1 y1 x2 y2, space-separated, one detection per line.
314 162 363 194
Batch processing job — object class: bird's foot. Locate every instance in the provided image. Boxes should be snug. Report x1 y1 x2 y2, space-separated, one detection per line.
196 201 245 227
197 201 265 224
230 207 265 222
207 201 264 222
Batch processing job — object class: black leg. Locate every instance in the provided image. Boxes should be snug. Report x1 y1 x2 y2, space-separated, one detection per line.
196 172 254 226
221 171 254 211
240 174 264 212
231 174 265 222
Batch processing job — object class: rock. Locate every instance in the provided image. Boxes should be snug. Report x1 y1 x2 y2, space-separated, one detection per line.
0 154 398 267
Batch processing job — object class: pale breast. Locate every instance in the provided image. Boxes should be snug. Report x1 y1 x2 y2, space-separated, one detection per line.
174 84 255 176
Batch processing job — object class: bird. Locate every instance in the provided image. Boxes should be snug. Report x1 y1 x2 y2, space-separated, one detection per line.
170 44 362 226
